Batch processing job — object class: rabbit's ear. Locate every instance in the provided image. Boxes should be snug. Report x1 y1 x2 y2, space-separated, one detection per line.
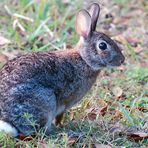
76 10 91 38
88 3 100 31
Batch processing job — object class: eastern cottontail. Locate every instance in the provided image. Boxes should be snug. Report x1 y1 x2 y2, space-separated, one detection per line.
0 3 125 137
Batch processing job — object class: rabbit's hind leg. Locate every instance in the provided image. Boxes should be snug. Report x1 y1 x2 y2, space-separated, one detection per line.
3 86 57 137
8 103 49 136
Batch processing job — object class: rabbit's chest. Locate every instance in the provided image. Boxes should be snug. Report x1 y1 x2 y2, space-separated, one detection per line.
61 74 98 109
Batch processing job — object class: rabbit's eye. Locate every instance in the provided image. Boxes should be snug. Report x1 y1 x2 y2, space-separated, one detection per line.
99 42 107 50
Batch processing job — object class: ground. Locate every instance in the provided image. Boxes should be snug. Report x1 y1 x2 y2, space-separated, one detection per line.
0 0 148 147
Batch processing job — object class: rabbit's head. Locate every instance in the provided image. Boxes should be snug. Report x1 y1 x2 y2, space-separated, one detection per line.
76 3 125 70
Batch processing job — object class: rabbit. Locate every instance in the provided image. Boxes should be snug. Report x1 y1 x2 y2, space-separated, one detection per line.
0 3 125 138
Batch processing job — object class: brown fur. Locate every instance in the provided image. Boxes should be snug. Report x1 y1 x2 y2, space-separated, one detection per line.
0 3 124 136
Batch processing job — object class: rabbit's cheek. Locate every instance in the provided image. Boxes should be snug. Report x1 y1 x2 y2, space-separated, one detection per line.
100 51 110 59
101 52 108 58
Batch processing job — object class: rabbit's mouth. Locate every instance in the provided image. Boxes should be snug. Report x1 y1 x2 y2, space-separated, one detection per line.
107 60 123 67
108 62 122 67
107 54 125 67
99 60 121 68
108 60 124 67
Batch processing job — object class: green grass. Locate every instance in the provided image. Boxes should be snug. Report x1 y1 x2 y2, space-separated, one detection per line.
0 0 148 147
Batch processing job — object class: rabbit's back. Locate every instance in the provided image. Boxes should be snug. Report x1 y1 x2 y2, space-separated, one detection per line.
0 50 99 112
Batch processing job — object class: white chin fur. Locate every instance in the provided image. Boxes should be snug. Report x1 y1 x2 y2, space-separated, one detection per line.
0 120 18 137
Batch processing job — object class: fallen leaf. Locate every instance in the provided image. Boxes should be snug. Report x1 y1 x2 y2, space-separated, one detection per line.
111 34 127 43
98 99 108 107
124 9 144 19
2 49 22 60
86 105 108 120
0 36 11 46
67 136 78 146
139 59 148 68
100 105 108 116
112 86 123 98
126 37 139 47
87 111 97 121
112 110 122 121
18 134 34 141
127 132 148 141
0 54 8 63
114 16 130 24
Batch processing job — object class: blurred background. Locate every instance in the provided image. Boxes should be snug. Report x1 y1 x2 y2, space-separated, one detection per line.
0 0 148 147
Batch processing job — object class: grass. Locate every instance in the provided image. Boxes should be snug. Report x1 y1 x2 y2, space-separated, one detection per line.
0 0 148 147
